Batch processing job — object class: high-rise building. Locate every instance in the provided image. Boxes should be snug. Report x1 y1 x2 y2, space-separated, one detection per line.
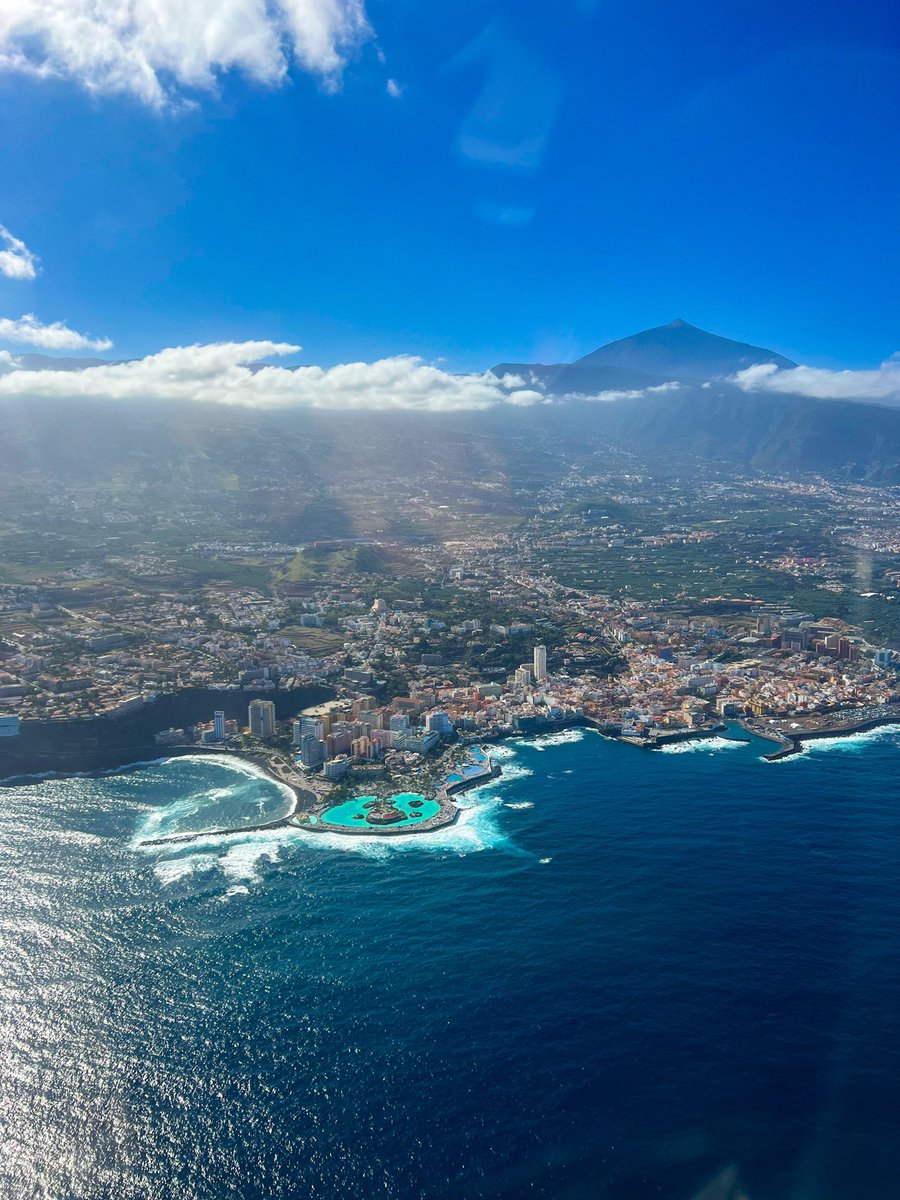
213 710 226 741
300 716 325 741
515 666 532 690
248 699 276 739
533 645 548 681
300 733 325 768
426 710 453 735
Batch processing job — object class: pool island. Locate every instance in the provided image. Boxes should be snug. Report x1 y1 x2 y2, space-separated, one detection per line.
293 747 498 837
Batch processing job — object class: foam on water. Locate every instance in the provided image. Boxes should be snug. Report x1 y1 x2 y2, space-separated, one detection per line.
485 744 518 762
513 728 588 751
148 825 304 885
131 755 295 848
785 723 900 757
658 736 749 755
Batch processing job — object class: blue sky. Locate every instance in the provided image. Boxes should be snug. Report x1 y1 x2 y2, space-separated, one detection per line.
1 0 899 374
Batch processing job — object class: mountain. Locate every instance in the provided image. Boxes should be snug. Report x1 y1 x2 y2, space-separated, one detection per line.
575 318 796 379
11 353 113 372
492 319 796 394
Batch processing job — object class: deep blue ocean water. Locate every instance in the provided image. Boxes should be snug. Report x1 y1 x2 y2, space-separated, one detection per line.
2 727 900 1200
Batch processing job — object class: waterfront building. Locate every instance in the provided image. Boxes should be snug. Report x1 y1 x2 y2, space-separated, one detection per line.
300 733 325 769
292 720 303 746
248 699 276 739
213 710 225 741
534 645 548 681
426 710 453 736
323 756 352 781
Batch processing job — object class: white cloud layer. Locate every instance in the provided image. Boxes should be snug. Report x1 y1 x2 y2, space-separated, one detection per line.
0 225 38 280
0 341 547 411
0 313 113 351
564 381 683 403
0 0 371 106
734 360 900 407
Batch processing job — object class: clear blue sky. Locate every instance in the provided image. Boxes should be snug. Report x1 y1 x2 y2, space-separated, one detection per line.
1 0 899 370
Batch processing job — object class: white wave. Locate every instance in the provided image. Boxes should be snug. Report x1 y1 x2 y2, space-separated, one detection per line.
147 824 302 886
131 755 295 848
223 885 250 900
504 800 534 810
478 762 533 787
790 724 900 756
292 786 518 860
163 753 296 806
153 852 218 886
485 744 518 762
514 727 587 751
657 736 748 754
539 857 553 864
218 834 287 882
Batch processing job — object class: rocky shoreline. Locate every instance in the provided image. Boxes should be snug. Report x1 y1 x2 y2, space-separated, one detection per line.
741 709 900 761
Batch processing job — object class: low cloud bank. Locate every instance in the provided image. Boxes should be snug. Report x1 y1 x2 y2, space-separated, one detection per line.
734 359 900 406
0 341 547 411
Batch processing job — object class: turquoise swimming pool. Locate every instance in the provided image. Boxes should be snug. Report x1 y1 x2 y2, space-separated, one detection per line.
321 793 441 828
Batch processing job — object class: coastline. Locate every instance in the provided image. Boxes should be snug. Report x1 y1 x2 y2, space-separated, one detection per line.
294 750 501 838
6 707 898 849
742 710 900 761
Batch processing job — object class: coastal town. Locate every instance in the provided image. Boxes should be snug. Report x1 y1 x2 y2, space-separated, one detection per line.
2 492 899 800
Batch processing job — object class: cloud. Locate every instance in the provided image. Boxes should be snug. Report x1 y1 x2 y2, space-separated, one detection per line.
386 78 402 98
734 359 900 406
0 313 113 351
0 0 371 107
0 340 547 411
0 225 38 280
561 381 683 403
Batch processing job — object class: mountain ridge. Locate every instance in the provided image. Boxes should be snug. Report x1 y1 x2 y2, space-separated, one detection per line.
491 319 796 393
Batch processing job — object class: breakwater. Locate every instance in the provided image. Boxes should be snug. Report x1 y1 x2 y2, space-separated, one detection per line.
752 711 900 761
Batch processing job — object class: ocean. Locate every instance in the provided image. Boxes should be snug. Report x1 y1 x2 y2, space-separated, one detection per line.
2 726 900 1200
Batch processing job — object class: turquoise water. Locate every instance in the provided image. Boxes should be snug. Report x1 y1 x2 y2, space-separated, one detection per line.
321 791 440 827
3 723 900 1198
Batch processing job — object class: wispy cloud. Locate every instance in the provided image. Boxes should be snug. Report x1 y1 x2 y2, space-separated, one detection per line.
0 0 371 108
386 78 402 98
565 382 683 403
734 359 900 406
0 341 547 410
0 313 113 351
0 225 38 280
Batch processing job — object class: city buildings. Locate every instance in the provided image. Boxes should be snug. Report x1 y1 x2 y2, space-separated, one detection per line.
248 699 276 739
